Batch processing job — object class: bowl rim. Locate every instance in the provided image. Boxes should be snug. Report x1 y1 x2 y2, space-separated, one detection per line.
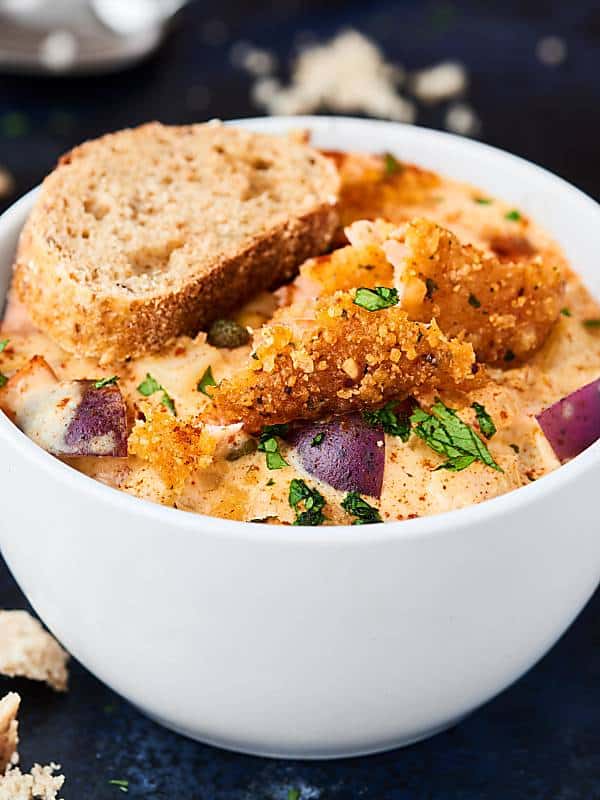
1 114 599 544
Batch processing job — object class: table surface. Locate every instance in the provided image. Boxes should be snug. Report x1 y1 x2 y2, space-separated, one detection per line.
1 1 599 797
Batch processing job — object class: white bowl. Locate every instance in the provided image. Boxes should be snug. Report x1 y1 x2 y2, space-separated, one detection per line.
0 117 599 759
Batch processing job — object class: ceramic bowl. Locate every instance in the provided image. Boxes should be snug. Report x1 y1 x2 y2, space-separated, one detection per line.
0 116 598 758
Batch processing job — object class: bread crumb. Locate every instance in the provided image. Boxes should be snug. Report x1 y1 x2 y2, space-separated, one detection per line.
0 763 65 800
536 35 567 67
444 102 481 137
410 61 468 104
0 693 19 773
0 167 13 199
252 29 416 122
39 30 78 72
230 41 277 76
0 611 69 692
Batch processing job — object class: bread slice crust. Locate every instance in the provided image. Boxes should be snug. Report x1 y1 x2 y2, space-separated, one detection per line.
14 122 339 363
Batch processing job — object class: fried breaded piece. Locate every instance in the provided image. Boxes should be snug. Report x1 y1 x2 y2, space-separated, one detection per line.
129 403 216 495
209 291 476 432
322 150 441 243
385 218 565 364
274 240 393 317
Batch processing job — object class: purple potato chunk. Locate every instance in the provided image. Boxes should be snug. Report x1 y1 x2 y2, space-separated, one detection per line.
64 381 128 457
536 378 600 462
287 413 385 498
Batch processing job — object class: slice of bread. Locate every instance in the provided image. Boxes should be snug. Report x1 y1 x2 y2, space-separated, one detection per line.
14 122 339 363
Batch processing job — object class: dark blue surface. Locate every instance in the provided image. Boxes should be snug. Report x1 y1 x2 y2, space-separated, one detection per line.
0 1 599 796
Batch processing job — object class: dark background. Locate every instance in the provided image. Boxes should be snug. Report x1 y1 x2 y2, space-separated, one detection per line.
0 1 599 797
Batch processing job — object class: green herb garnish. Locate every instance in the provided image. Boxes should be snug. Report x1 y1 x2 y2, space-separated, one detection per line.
108 779 129 793
468 293 481 309
583 318 600 329
266 478 275 487
289 478 326 525
410 400 502 472
425 278 438 299
363 400 411 442
137 373 176 414
341 492 382 525
311 432 325 447
471 402 497 439
383 152 402 176
505 209 521 221
474 197 492 205
560 307 572 317
258 424 289 470
207 318 251 349
354 286 399 312
287 790 301 800
94 375 119 389
0 339 8 389
197 365 217 397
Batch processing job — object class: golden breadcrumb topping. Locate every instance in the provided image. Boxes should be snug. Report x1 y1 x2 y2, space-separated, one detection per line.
128 403 215 495
209 290 476 432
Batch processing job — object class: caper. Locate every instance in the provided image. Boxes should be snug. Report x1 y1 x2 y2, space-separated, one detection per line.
226 437 258 462
207 319 251 349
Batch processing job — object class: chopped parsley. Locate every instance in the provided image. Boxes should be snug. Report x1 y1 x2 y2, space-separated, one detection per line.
383 152 402 176
471 402 497 439
0 339 9 388
354 286 399 312
289 478 326 525
197 365 217 396
560 307 572 317
474 197 492 205
583 318 600 329
311 431 325 447
505 209 522 222
410 400 502 472
266 478 275 487
468 293 481 309
137 373 176 414
94 375 119 389
261 423 289 437
258 424 289 470
341 492 383 525
425 278 438 299
363 400 411 442
108 779 129 793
